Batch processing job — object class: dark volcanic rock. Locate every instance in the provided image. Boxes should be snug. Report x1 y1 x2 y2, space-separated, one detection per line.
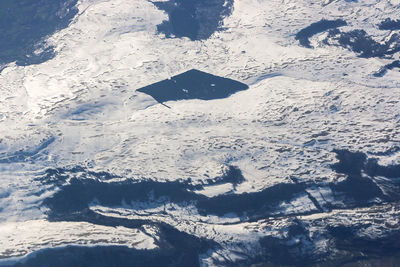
36 150 400 266
9 225 214 267
330 149 383 203
330 149 400 181
43 174 305 219
330 149 400 204
136 69 249 104
378 18 400 31
257 220 316 266
152 0 234 40
330 174 384 203
324 29 400 58
197 182 306 217
295 19 347 48
296 18 400 76
0 0 78 66
331 149 366 176
374 60 400 77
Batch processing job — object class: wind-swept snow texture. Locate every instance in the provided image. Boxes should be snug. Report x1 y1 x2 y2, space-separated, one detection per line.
1 0 400 266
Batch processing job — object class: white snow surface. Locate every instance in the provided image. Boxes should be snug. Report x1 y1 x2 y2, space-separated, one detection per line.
0 219 156 263
0 0 400 264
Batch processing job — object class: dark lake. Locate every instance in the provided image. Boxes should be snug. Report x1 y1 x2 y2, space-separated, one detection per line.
137 69 249 104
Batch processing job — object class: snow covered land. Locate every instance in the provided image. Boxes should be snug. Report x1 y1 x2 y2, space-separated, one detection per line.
0 0 400 265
